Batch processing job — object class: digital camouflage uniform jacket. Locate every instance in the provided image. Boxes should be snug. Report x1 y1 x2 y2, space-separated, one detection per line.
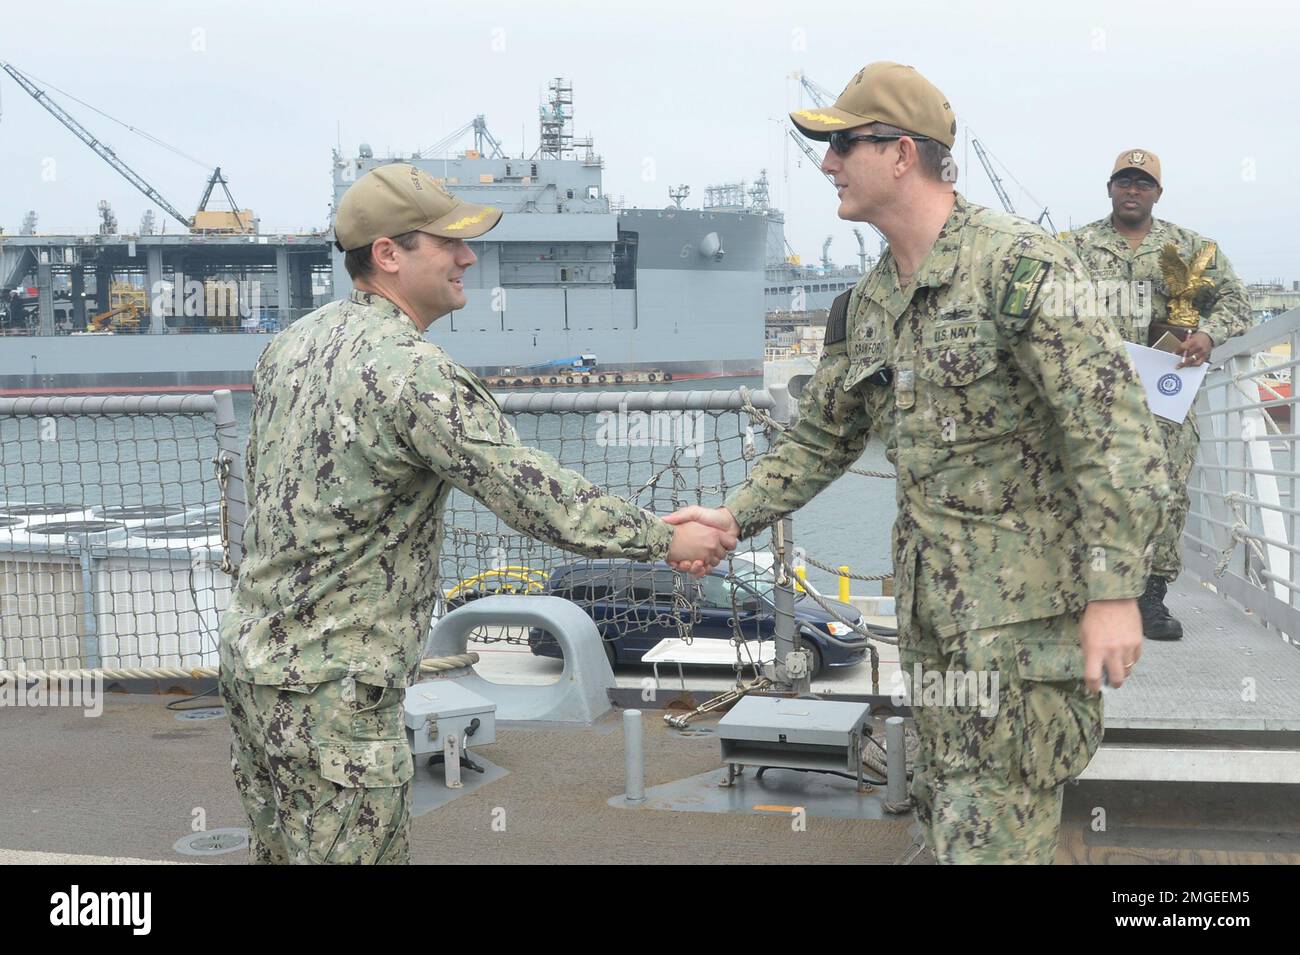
219 290 672 688
1066 216 1249 348
725 196 1171 636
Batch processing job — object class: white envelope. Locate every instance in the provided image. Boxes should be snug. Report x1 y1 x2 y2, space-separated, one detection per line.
1123 342 1208 423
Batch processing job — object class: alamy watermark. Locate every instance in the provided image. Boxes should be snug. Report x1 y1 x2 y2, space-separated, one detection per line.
595 400 705 458
0 673 103 717
1040 275 1153 321
150 276 263 320
890 664 1001 717
50 885 150 935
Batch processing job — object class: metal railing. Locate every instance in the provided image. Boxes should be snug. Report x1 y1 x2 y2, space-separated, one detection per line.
438 390 777 651
1 385 888 688
0 392 243 672
1186 305 1300 644
1 387 792 674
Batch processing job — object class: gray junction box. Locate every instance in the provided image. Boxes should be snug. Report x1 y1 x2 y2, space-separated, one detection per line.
404 680 497 788
717 696 871 788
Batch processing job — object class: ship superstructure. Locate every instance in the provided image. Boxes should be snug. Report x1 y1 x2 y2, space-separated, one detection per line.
0 78 765 394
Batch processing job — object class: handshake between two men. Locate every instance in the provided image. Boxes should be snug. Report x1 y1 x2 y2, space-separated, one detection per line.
659 503 1143 695
661 505 743 577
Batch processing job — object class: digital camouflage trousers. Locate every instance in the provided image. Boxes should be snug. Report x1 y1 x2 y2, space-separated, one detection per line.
1152 414 1200 581
900 597 1104 864
220 668 414 864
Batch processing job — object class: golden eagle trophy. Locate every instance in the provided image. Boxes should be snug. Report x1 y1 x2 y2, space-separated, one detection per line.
1150 241 1217 345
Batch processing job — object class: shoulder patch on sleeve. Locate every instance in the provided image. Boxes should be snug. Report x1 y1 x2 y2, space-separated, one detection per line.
450 363 512 444
1001 256 1052 318
453 364 502 408
824 290 852 346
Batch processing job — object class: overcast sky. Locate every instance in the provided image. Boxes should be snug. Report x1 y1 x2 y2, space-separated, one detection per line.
3 0 1296 282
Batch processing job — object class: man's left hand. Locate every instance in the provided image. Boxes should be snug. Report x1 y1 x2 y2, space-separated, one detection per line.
1080 598 1143 693
1175 331 1214 369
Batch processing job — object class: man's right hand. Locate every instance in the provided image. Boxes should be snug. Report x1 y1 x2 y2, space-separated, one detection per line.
664 506 741 576
665 519 737 577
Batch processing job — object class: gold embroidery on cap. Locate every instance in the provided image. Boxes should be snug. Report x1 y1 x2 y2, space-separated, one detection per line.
442 208 496 232
793 110 847 126
1129 151 1146 165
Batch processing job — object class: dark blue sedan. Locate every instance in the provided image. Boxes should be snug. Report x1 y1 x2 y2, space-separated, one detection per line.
527 560 870 677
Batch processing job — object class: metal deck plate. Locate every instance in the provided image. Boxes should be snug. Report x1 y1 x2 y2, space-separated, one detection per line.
173 828 249 857
1103 574 1300 731
173 707 226 722
1080 741 1300 782
409 753 509 817
610 766 895 820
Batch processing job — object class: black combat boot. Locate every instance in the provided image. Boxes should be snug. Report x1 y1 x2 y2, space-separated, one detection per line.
1138 576 1183 641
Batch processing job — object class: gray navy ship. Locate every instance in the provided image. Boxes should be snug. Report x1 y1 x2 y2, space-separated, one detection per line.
0 78 767 394
701 171 870 316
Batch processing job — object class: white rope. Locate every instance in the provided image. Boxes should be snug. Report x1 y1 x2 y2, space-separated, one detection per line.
0 652 480 686
1214 492 1253 577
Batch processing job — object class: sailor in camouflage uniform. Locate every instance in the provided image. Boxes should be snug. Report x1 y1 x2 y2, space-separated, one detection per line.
1067 150 1249 640
218 163 735 864
668 63 1169 863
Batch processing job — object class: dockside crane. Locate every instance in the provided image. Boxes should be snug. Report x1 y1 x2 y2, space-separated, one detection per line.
785 124 837 188
193 167 247 232
787 71 885 244
852 228 868 273
971 138 1015 215
792 72 836 109
472 116 505 159
786 71 837 188
968 130 1056 234
0 61 252 233
417 115 506 160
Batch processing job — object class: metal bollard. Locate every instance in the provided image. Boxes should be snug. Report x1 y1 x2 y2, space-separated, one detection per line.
886 716 907 807
623 709 645 804
839 566 851 603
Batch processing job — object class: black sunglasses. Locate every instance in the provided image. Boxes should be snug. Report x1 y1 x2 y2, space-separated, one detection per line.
828 131 932 156
1110 175 1158 192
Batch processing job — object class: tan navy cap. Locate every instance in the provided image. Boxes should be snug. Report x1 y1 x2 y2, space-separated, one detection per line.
790 62 956 148
334 162 502 252
1111 148 1162 187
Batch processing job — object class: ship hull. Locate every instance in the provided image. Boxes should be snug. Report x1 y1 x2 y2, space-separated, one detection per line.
2 208 767 396
2 147 768 395
0 355 759 396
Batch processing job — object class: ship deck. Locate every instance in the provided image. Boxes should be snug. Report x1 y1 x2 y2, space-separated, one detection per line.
1102 574 1300 732
0 697 919 865
3 575 1300 865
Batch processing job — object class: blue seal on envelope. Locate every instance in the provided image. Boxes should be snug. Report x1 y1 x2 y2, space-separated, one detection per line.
1157 373 1182 396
